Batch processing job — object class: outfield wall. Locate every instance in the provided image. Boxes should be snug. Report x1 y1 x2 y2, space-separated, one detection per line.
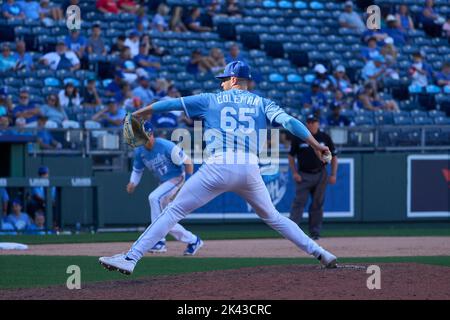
4 152 449 227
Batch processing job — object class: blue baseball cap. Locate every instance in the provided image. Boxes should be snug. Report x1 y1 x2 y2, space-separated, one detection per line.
38 166 49 175
12 198 22 206
216 61 252 80
143 120 154 135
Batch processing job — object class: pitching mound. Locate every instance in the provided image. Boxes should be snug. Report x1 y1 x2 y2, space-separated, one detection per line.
3 263 449 300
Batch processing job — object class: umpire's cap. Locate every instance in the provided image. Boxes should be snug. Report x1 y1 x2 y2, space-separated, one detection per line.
216 61 252 80
306 114 319 123
143 120 154 135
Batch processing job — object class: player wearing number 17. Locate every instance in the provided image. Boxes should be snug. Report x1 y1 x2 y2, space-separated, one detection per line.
126 122 203 255
99 61 338 275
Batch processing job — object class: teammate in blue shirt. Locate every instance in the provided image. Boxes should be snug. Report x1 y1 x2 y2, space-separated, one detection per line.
6 199 32 231
127 122 202 255
100 61 338 274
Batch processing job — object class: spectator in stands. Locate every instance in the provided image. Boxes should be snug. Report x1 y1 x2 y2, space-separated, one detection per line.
40 94 68 126
409 51 434 88
0 87 12 116
0 188 9 218
36 115 63 149
302 83 327 110
118 46 139 83
92 98 126 128
436 62 450 87
327 102 351 127
312 64 335 92
0 115 11 134
185 7 212 32
124 31 140 58
169 6 187 32
331 89 351 110
132 75 155 106
0 43 18 72
13 40 34 71
383 15 407 46
65 29 87 59
361 37 381 62
28 166 56 216
338 1 365 34
118 0 139 13
222 0 242 17
151 110 178 128
443 16 450 38
17 0 40 20
82 78 102 112
26 210 46 235
58 82 81 115
2 0 25 20
87 24 107 56
153 78 169 99
6 199 31 231
186 49 213 74
420 0 445 37
96 0 120 14
11 117 32 136
105 71 125 102
381 37 400 80
208 47 226 74
140 34 165 57
225 43 246 64
62 0 79 12
39 40 80 71
120 82 136 111
396 4 415 32
331 65 353 94
135 7 150 33
361 55 388 87
357 82 399 112
39 0 63 26
110 35 126 54
134 43 161 77
13 89 41 125
152 3 170 32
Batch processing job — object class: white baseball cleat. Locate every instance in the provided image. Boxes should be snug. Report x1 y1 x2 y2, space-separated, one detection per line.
317 250 338 269
99 253 136 275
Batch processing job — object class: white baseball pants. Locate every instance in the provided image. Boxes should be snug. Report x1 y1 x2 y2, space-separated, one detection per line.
147 175 197 244
127 162 326 261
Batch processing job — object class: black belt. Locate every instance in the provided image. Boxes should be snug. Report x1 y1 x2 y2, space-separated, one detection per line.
299 167 325 174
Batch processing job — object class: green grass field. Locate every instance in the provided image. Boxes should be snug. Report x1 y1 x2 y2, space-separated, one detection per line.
1 222 450 245
1 255 449 289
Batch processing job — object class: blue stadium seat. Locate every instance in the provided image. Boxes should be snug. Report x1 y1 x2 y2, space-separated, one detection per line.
410 110 428 118
294 1 308 9
287 74 302 83
413 116 434 125
393 116 413 125
279 1 293 9
44 77 61 87
269 73 284 82
428 110 445 118
433 116 450 125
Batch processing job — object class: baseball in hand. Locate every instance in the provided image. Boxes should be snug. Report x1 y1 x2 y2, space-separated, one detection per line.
322 152 332 163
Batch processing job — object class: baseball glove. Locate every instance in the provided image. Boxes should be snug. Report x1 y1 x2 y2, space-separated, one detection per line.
123 112 149 148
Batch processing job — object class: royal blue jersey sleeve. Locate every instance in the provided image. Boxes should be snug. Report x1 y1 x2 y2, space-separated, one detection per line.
180 93 212 119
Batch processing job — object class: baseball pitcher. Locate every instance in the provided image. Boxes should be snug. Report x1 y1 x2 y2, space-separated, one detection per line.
100 61 338 274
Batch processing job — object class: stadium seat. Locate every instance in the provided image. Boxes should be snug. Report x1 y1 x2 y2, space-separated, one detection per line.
263 41 284 58
433 116 450 125
240 32 261 49
413 117 434 125
269 73 284 82
287 74 302 83
62 120 81 129
393 116 413 125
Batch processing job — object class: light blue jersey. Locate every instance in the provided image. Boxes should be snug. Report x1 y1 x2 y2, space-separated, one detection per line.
180 89 285 157
133 138 188 183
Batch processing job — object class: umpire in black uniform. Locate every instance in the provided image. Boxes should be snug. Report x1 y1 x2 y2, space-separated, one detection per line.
288 114 338 240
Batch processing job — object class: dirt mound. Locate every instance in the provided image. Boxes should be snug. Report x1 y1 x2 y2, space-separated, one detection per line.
2 263 449 300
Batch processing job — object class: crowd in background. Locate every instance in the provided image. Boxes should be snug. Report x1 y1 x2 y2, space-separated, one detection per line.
0 0 448 149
